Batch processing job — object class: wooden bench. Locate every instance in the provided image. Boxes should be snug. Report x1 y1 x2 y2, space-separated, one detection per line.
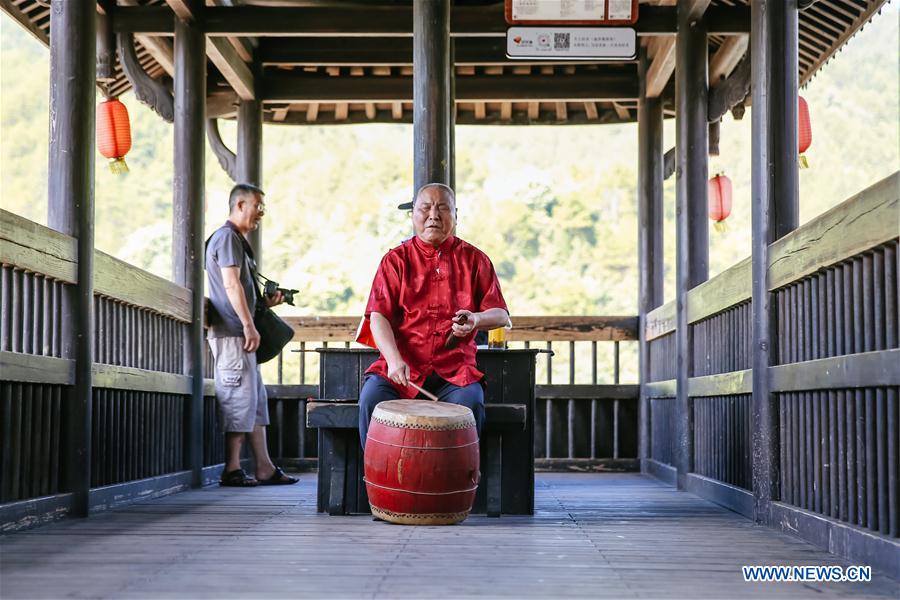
308 401 526 517
310 348 539 517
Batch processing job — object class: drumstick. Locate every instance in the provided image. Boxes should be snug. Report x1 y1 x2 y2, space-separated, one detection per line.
444 314 468 349
408 381 440 402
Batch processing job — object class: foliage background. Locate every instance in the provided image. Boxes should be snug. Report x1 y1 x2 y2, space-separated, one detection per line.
1 8 897 383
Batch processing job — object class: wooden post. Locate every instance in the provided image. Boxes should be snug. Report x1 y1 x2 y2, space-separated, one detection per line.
238 100 263 268
47 0 96 518
768 0 800 239
750 0 789 525
674 2 709 489
173 12 206 488
413 0 451 192
637 45 664 470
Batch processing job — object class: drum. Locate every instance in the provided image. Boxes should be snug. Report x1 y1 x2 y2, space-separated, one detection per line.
364 400 480 525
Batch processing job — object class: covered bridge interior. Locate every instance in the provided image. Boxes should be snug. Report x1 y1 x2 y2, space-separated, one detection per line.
0 0 898 596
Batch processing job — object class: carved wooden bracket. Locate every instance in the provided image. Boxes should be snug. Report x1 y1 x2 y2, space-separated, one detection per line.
708 54 751 124
206 118 237 181
117 32 174 122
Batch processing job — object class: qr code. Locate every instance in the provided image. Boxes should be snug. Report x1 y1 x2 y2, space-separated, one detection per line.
554 33 570 50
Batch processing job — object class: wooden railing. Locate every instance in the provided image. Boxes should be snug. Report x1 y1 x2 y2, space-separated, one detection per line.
643 173 899 574
263 315 640 471
0 209 220 529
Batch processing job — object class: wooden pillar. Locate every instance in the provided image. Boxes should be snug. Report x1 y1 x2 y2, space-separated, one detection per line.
238 100 263 268
413 0 452 192
637 45 665 469
674 2 709 489
768 0 800 238
449 39 456 191
750 0 789 525
173 13 206 488
47 0 96 518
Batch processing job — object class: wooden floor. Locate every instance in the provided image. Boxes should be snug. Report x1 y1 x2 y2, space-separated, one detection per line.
1 473 897 599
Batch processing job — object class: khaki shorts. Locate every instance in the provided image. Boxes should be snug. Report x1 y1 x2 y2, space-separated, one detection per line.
208 336 269 432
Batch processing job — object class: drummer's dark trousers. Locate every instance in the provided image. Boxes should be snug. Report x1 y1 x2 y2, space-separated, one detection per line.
358 373 485 450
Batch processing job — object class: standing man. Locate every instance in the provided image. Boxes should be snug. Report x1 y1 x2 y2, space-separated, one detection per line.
206 183 298 486
356 183 511 448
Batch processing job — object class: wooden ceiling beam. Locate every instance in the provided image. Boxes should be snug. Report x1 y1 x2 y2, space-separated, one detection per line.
259 38 638 67
113 5 749 37
206 36 255 100
262 71 639 103
165 0 197 22
645 0 711 98
709 34 748 84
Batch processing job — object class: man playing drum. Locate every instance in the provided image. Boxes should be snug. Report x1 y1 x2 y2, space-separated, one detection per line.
356 183 511 449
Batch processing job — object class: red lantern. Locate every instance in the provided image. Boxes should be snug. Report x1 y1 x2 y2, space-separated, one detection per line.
708 173 732 233
798 95 812 168
96 98 132 174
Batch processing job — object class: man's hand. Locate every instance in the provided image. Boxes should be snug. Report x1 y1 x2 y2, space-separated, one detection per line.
243 322 261 352
265 290 284 307
386 357 410 387
451 310 479 338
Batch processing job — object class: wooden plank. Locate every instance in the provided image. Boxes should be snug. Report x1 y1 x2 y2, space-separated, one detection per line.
645 38 675 98
306 401 527 430
114 5 748 36
709 35 748 84
770 501 900 579
687 257 750 324
284 316 637 342
0 492 73 533
0 210 77 283
91 364 192 395
508 316 637 342
1 210 192 322
645 457 677 484
206 37 255 100
770 349 900 392
535 384 638 400
685 472 754 518
644 379 676 398
0 351 73 385
94 251 192 323
89 470 192 513
645 301 675 340
535 458 640 472
669 172 898 327
768 172 899 291
264 384 318 399
0 0 49 46
263 72 639 103
688 369 753 397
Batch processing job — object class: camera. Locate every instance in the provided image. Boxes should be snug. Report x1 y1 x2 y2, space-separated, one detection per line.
263 279 299 306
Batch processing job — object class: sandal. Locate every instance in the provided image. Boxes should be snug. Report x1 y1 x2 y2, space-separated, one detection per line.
258 466 298 486
219 468 258 487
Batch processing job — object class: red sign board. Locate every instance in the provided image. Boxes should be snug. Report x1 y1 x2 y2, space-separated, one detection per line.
505 0 639 26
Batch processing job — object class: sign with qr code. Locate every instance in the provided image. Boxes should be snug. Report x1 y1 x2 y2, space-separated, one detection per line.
505 0 638 25
506 27 636 60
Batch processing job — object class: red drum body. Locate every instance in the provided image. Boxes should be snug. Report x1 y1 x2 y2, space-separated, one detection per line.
364 400 480 525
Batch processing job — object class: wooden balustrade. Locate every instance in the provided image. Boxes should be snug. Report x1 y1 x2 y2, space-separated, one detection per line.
0 209 217 526
642 173 899 550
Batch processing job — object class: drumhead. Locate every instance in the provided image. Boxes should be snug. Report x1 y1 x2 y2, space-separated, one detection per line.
371 399 475 430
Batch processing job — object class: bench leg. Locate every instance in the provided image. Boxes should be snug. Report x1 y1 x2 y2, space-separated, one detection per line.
486 433 502 517
325 430 347 515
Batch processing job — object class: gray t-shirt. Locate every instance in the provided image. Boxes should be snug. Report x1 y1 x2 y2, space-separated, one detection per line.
206 224 257 339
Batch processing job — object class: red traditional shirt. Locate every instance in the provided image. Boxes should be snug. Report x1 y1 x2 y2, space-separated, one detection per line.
358 235 508 397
